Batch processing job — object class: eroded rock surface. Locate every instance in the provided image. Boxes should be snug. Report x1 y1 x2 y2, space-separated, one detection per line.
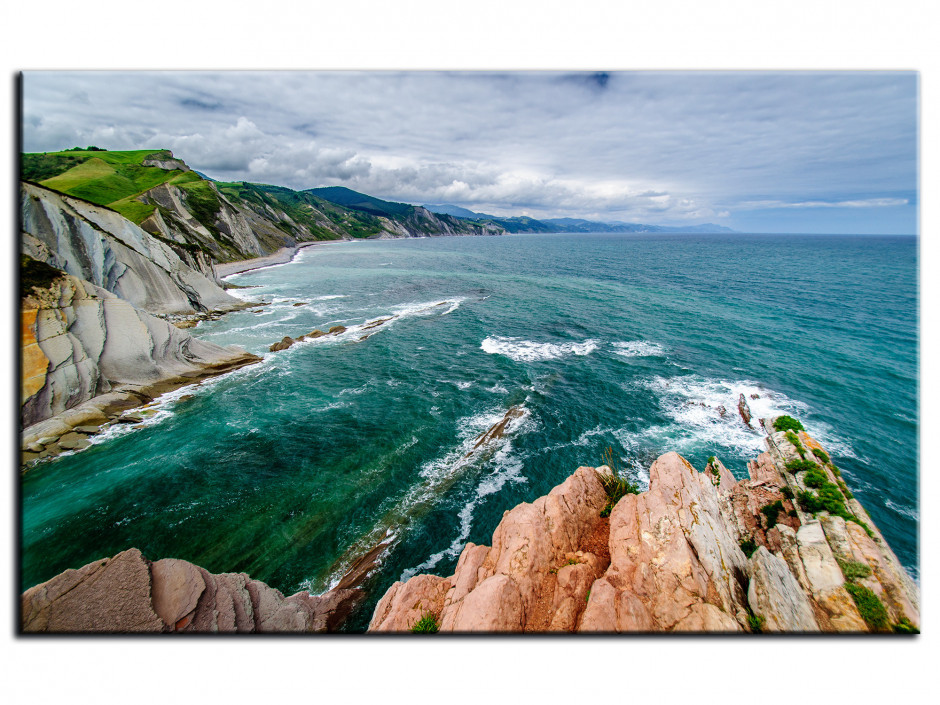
22 548 358 633
369 429 919 633
21 273 260 450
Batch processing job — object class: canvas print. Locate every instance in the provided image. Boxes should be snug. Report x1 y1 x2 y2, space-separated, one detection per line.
18 70 919 633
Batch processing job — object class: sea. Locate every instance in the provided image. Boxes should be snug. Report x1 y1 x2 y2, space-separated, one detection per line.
20 232 918 631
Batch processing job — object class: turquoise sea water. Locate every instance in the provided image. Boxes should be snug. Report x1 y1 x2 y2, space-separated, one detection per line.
21 233 918 631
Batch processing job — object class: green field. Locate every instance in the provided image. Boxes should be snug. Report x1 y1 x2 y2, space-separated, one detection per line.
22 149 193 223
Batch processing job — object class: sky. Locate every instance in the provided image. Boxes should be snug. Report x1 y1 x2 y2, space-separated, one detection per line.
21 70 917 234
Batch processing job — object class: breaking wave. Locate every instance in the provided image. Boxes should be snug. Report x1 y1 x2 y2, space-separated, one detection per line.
481 336 599 362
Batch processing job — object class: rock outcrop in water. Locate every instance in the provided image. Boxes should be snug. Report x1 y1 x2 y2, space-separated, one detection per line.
21 548 358 633
369 422 919 632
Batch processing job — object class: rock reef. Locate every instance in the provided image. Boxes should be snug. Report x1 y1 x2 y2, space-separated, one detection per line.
369 424 919 633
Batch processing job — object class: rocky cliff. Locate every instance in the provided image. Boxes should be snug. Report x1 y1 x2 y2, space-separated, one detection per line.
21 548 358 633
369 422 919 633
20 266 260 459
22 182 239 314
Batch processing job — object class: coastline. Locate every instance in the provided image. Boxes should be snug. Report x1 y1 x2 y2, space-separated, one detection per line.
215 241 322 278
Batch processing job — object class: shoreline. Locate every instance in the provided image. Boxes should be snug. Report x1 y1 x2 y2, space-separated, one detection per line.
215 241 322 278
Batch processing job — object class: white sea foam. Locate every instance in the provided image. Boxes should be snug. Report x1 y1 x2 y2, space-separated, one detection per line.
637 374 856 459
317 405 535 591
885 498 919 521
611 340 667 358
405 445 528 578
455 381 473 390
481 336 599 362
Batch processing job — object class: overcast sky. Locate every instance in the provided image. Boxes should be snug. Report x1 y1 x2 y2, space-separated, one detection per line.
21 71 917 233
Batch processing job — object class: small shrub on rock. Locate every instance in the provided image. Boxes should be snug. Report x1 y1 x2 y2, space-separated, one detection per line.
780 486 794 499
893 618 919 634
598 457 640 518
813 447 830 464
747 613 766 633
785 430 805 457
837 558 872 581
803 469 829 488
786 459 818 473
410 612 440 633
739 538 758 558
844 583 890 632
761 500 785 528
773 415 805 433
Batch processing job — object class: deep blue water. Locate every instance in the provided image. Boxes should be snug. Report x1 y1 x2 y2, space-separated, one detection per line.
21 232 918 630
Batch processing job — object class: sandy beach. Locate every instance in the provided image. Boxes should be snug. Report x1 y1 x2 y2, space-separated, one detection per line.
215 241 321 278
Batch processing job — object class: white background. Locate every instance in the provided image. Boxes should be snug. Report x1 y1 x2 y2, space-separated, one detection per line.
1 1 935 701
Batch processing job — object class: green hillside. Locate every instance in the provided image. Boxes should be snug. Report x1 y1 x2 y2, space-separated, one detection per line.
217 182 385 239
306 186 414 218
22 148 193 223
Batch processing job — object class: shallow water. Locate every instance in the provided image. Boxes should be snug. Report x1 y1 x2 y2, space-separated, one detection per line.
21 232 918 630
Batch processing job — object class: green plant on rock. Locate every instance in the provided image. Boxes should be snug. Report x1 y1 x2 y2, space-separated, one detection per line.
780 486 794 499
747 613 766 633
813 447 830 464
837 558 872 581
410 612 440 633
803 469 829 488
773 415 805 433
785 430 805 457
760 500 785 528
844 583 890 632
785 459 818 474
893 618 919 634
739 538 758 559
598 448 640 517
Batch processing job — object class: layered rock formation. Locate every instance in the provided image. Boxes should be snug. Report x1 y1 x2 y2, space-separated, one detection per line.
21 269 260 457
21 548 358 633
369 424 919 633
22 182 238 313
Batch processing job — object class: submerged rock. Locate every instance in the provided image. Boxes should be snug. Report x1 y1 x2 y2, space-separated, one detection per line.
269 336 294 352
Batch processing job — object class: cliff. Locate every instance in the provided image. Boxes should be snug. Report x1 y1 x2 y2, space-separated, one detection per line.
20 265 260 460
21 548 358 633
22 150 507 260
22 182 239 315
369 421 919 633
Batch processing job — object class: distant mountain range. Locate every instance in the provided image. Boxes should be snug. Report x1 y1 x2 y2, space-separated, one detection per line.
422 203 736 234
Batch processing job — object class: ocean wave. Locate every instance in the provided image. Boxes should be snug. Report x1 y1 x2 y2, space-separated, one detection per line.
404 443 528 579
638 374 855 459
885 498 918 521
481 336 599 362
611 340 667 357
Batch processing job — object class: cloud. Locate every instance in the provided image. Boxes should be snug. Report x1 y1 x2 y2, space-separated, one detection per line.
20 71 917 227
736 197 910 209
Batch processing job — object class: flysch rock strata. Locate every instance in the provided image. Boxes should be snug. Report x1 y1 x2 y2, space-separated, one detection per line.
21 549 359 633
22 182 239 315
369 424 919 633
21 272 260 461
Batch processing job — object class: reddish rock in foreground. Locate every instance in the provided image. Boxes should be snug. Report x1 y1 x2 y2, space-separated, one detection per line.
22 548 358 633
369 423 919 633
